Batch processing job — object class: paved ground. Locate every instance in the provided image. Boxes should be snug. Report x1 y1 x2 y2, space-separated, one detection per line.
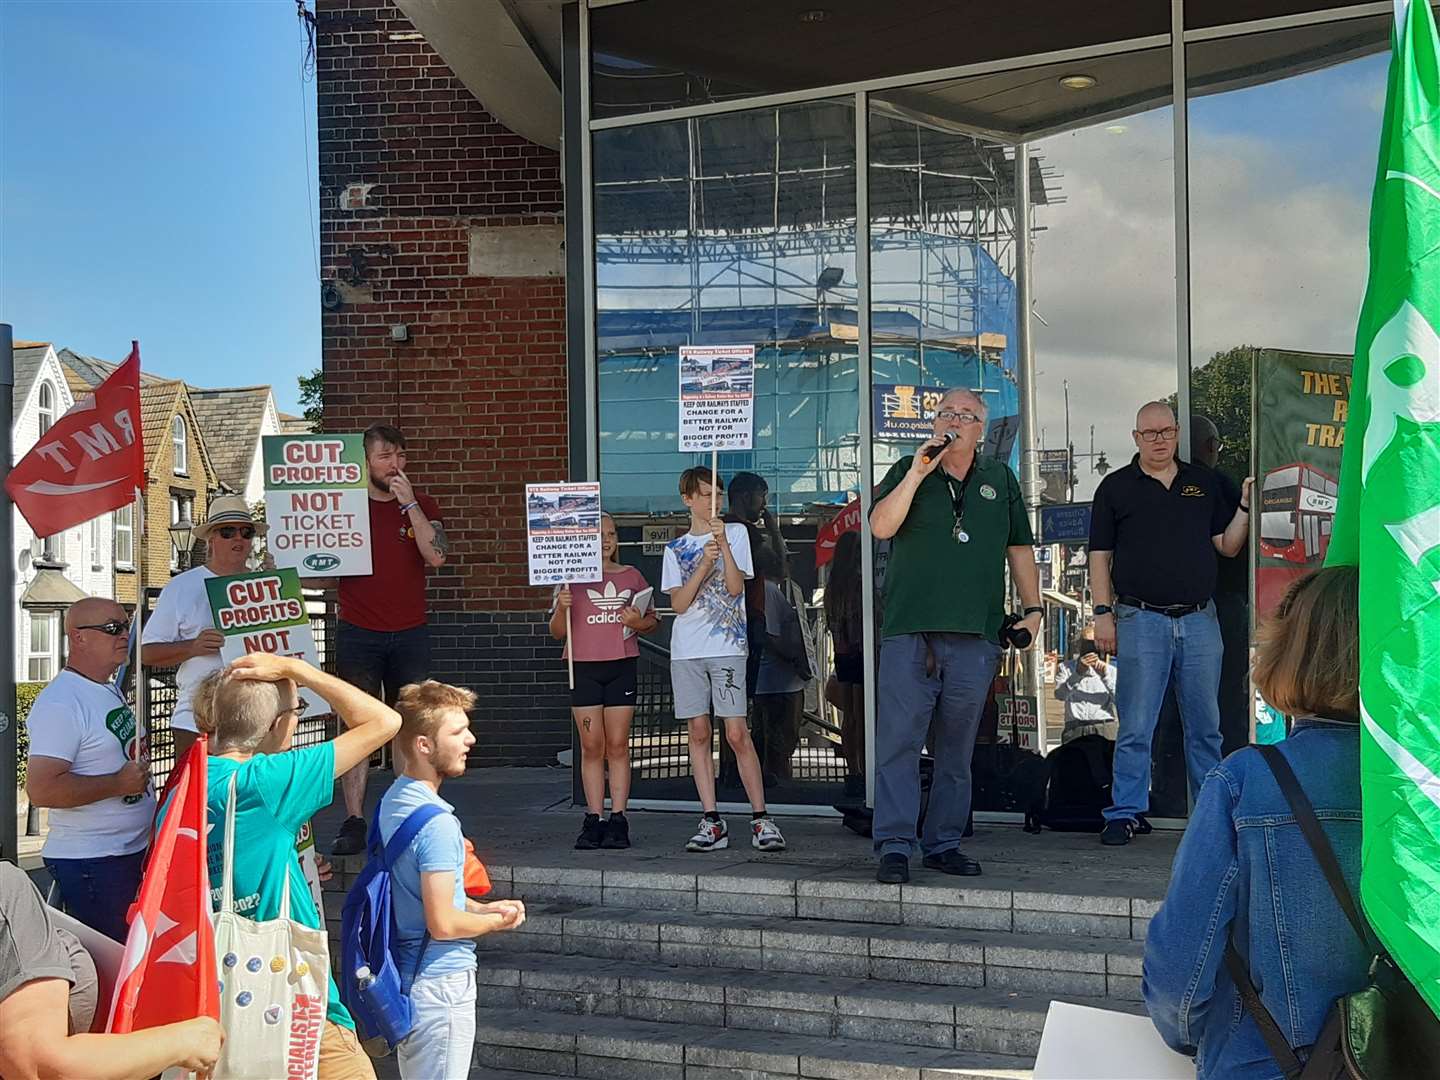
311 767 1181 897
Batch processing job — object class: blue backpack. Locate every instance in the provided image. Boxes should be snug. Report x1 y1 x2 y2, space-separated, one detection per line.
338 801 446 1048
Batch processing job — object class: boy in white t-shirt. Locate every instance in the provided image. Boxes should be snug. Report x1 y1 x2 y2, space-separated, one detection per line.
661 467 786 853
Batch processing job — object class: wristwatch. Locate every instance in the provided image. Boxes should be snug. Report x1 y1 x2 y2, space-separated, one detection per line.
1093 604 1114 617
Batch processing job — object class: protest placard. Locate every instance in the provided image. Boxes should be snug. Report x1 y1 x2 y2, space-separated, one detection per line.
262 433 372 577
526 482 603 586
526 482 603 689
678 345 755 453
205 568 323 714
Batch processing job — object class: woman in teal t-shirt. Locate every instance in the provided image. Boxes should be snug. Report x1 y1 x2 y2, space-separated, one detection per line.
196 654 399 1080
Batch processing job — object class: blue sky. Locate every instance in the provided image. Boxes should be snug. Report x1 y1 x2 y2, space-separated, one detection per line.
1 0 318 413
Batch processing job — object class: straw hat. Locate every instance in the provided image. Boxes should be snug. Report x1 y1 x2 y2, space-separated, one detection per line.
193 494 268 541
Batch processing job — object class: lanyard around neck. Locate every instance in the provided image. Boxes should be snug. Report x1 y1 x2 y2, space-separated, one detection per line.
944 460 977 541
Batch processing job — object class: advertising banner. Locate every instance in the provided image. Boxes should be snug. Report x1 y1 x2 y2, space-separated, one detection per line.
205 568 323 713
526 482 603 586
1253 349 1351 617
678 345 755 451
873 383 946 440
262 434 372 577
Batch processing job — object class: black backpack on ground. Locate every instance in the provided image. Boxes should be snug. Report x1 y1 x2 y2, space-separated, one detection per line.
1029 733 1114 833
1226 744 1440 1079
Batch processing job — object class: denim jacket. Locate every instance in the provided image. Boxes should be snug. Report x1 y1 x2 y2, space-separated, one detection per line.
1142 720 1371 1079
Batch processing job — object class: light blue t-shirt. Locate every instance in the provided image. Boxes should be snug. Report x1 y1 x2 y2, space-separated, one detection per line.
377 777 475 989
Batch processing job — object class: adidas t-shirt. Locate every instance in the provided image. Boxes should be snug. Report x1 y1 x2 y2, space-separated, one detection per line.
552 566 649 662
26 670 154 860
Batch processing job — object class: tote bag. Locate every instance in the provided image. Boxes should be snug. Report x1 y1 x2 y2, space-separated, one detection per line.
212 775 330 1080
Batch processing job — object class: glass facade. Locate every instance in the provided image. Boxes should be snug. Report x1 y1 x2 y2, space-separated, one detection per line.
577 1 1402 811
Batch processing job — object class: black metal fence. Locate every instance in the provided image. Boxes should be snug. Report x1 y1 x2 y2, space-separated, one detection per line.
617 601 853 805
142 587 338 786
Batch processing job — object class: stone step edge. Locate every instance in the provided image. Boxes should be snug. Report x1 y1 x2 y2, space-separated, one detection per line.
471 1005 1036 1079
331 853 1162 916
488 901 1147 979
476 947 1148 1025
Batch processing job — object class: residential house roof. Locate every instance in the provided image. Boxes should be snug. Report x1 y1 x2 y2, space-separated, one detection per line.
13 344 53 415
188 386 274 494
278 412 313 435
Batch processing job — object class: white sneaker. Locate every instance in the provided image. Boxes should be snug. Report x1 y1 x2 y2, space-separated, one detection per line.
751 817 786 851
686 816 729 852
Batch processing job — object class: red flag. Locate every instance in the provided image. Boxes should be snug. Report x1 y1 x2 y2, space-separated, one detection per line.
5 341 146 538
107 740 219 1033
814 497 862 568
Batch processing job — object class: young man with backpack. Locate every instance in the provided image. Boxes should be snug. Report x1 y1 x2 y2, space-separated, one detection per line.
376 680 525 1078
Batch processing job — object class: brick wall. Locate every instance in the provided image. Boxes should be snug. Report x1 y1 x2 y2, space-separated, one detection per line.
316 0 571 764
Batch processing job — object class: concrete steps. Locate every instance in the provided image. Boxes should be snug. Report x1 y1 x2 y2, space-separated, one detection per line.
484 859 1162 941
469 1006 1036 1080
474 949 1144 1057
480 904 1147 1002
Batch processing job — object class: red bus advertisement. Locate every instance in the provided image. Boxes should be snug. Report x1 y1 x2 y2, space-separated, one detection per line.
1258 463 1337 565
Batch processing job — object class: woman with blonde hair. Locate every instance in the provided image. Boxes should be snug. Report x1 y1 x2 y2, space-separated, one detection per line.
1143 566 1372 1079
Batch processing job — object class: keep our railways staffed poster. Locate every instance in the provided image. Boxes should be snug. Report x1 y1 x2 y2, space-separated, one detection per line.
678 344 755 452
525 482 603 586
262 433 372 576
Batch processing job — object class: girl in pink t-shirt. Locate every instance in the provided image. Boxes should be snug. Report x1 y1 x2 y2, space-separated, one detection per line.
550 513 658 850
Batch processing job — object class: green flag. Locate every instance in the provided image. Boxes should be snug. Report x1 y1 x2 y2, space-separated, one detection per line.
1327 0 1440 1019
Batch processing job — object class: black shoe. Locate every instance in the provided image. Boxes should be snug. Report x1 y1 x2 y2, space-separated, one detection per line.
331 815 367 856
575 814 606 850
601 813 630 849
876 853 910 884
1134 814 1154 835
922 849 983 876
1100 819 1135 846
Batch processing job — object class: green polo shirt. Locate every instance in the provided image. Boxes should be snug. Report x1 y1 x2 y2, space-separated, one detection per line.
874 454 1034 641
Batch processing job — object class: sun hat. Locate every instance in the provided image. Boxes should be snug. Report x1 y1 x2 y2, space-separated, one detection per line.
194 494 268 541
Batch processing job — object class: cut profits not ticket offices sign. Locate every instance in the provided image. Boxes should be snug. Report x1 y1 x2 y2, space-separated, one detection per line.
263 433 372 577
526 482 603 586
206 568 324 714
678 344 755 452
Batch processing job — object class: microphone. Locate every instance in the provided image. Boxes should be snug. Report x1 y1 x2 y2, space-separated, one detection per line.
922 431 955 462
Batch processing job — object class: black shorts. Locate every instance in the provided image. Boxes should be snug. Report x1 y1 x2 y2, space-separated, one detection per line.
572 657 638 708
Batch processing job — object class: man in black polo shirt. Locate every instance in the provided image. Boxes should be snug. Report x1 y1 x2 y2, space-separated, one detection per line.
1089 401 1252 846
870 388 1042 883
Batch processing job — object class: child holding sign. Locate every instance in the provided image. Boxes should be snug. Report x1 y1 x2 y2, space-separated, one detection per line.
662 467 787 853
549 513 658 850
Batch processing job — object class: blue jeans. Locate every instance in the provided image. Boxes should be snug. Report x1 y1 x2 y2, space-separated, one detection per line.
337 621 431 707
1105 601 1224 823
873 633 1001 858
44 849 146 942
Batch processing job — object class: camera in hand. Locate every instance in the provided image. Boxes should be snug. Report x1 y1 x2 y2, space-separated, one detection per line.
998 612 1032 650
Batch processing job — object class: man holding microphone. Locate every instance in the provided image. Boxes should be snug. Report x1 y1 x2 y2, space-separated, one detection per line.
870 389 1043 883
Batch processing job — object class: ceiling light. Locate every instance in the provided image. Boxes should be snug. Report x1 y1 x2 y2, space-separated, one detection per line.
799 9 828 22
1059 74 1097 91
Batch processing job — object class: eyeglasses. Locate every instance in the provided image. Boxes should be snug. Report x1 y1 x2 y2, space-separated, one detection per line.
216 526 256 540
77 620 129 637
274 698 310 723
936 409 982 425
1137 427 1179 443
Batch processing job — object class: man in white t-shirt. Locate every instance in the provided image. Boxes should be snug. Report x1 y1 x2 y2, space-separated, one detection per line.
661 466 786 854
142 495 266 761
26 597 154 941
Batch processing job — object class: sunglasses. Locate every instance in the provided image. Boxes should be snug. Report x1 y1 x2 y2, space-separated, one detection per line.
274 698 311 723
77 620 129 637
216 526 256 540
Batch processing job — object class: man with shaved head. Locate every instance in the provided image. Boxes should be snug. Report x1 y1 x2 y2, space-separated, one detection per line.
870 387 1043 883
26 596 153 939
1088 402 1253 846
